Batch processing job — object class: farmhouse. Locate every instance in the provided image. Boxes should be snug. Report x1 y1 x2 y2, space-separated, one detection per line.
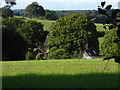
82 43 102 59
82 49 97 59
35 36 101 59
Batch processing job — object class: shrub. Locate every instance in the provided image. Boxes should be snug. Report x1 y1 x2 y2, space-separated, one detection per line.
100 28 120 57
2 18 28 61
35 53 42 60
72 50 83 59
47 48 70 59
18 20 49 48
26 51 36 60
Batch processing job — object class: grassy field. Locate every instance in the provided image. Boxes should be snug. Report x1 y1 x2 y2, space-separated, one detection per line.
14 16 104 32
2 59 119 88
25 18 55 31
95 23 105 32
95 23 105 45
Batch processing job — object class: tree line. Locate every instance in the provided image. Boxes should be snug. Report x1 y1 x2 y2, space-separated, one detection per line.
1 1 112 23
13 8 110 23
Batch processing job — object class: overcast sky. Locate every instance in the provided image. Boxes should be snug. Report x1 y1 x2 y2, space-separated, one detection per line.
0 0 119 10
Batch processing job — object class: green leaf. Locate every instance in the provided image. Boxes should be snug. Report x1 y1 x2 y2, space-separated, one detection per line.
111 9 120 19
105 5 112 10
10 2 16 6
98 8 106 15
101 1 106 7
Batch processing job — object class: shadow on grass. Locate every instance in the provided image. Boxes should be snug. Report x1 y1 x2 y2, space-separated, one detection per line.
2 73 119 88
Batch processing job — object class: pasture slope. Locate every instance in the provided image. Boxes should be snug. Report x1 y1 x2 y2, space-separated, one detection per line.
2 59 119 88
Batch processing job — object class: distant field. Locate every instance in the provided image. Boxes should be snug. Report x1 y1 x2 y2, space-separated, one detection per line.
95 23 105 45
14 16 103 32
25 18 55 31
2 59 118 88
95 23 105 32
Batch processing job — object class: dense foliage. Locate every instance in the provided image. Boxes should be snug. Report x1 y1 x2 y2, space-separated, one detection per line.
13 9 111 22
2 17 48 61
44 9 58 20
0 5 13 18
2 18 28 61
98 1 120 63
35 53 42 60
47 13 99 59
25 2 45 18
18 21 49 49
100 28 120 58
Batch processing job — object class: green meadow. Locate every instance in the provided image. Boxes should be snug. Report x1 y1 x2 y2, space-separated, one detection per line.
25 18 55 31
2 59 119 88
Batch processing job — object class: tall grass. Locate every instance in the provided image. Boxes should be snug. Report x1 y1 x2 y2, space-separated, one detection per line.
2 59 119 88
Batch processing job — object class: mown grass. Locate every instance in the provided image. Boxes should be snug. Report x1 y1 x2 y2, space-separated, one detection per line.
95 23 105 46
2 59 119 88
25 18 55 31
95 23 105 32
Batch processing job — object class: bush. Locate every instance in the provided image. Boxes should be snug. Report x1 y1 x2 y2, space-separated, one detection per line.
18 20 48 48
100 28 120 57
26 51 36 60
47 48 70 59
98 31 105 37
35 53 42 60
72 50 83 59
2 18 28 61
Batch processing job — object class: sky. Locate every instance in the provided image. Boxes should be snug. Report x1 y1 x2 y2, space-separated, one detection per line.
0 0 120 10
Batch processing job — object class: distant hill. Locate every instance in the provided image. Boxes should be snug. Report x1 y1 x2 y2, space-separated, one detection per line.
13 9 113 23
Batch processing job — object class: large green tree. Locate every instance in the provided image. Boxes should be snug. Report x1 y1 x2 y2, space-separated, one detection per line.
25 2 45 18
47 13 99 59
45 9 58 20
2 18 28 61
0 5 13 18
18 21 48 49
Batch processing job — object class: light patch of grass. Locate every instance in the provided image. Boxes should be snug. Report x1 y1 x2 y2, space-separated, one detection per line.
25 18 55 31
95 23 105 32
